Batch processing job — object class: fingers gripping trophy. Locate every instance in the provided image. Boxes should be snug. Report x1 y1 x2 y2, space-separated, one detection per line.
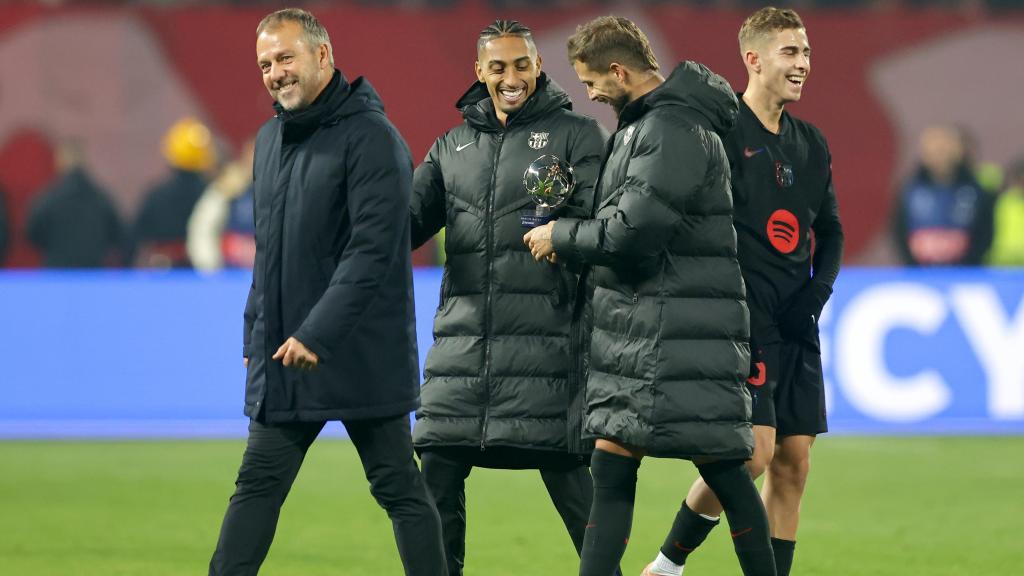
520 154 576 228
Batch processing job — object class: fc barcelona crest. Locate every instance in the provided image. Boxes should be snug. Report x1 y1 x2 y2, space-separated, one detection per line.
623 125 636 145
528 132 549 150
775 162 794 188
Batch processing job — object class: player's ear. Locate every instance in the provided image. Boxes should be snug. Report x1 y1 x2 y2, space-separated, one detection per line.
535 53 543 74
745 49 760 73
318 43 331 70
475 60 484 83
610 63 626 85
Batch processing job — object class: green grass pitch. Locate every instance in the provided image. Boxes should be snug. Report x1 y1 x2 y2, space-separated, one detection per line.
1 436 1019 575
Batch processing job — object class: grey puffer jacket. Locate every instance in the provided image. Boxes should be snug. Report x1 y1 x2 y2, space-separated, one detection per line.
410 74 608 455
552 62 753 460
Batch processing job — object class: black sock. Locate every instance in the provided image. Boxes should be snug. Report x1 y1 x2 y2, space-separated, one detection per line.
696 460 775 576
771 537 795 576
659 501 719 565
579 449 640 576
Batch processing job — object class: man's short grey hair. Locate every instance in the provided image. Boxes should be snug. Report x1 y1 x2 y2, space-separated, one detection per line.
257 8 334 67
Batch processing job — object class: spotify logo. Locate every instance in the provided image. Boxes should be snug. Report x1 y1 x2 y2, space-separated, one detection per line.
767 209 799 254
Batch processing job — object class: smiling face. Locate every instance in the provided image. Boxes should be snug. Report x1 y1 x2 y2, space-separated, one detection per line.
256 21 332 112
747 27 811 106
475 36 542 125
572 60 630 117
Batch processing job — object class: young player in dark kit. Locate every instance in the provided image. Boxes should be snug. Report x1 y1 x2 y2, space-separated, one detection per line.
641 7 843 576
525 16 776 576
409 20 612 575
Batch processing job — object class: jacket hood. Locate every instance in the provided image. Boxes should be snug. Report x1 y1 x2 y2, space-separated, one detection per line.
274 70 385 129
328 75 386 122
620 61 737 135
457 73 572 132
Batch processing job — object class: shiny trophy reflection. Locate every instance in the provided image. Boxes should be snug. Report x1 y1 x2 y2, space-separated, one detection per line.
520 154 575 228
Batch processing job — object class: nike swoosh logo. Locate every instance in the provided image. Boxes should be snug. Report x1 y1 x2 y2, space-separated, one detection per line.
744 147 764 158
730 527 753 538
456 141 475 152
672 541 695 552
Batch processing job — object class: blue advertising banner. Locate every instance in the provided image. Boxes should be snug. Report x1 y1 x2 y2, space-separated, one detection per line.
820 268 1024 434
1 268 1021 437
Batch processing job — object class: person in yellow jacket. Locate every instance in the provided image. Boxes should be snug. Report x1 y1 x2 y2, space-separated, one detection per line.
987 158 1024 266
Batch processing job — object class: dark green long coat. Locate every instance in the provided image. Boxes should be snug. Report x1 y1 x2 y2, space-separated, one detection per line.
410 75 608 456
552 62 754 460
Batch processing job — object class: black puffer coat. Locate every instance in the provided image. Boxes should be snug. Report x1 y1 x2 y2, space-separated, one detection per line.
551 62 753 460
410 74 608 455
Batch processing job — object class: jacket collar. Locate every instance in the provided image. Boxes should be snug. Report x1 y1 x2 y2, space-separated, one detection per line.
737 94 791 137
274 70 347 132
272 70 387 138
456 73 572 132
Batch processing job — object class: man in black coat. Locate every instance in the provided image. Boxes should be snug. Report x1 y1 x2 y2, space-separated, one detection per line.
130 118 215 268
208 9 446 576
525 16 775 576
27 141 123 268
409 20 610 575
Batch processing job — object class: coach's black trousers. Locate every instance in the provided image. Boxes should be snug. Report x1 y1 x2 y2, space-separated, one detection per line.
420 448 614 576
209 415 446 576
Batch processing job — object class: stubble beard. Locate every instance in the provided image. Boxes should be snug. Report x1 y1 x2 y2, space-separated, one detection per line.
610 92 630 117
276 84 304 111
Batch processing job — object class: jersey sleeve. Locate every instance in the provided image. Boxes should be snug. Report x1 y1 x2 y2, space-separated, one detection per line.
811 135 843 291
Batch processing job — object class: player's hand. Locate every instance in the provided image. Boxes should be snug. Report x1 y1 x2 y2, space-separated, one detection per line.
778 311 815 341
523 221 557 262
272 337 319 370
778 283 831 347
243 357 249 368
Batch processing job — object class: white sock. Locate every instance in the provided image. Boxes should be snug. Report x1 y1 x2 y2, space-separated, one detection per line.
648 551 684 576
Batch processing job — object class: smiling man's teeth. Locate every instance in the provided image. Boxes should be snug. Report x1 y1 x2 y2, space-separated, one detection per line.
501 88 524 99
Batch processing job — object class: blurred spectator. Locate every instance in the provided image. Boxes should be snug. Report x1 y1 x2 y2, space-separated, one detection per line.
26 140 123 267
132 117 217 268
187 141 256 271
892 125 994 266
0 185 8 266
220 185 256 267
986 158 1024 266
958 125 1004 193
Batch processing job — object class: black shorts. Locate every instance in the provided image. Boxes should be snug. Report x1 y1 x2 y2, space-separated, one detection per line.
745 337 827 437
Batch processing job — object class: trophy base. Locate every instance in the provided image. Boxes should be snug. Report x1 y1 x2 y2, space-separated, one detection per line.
521 210 555 229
